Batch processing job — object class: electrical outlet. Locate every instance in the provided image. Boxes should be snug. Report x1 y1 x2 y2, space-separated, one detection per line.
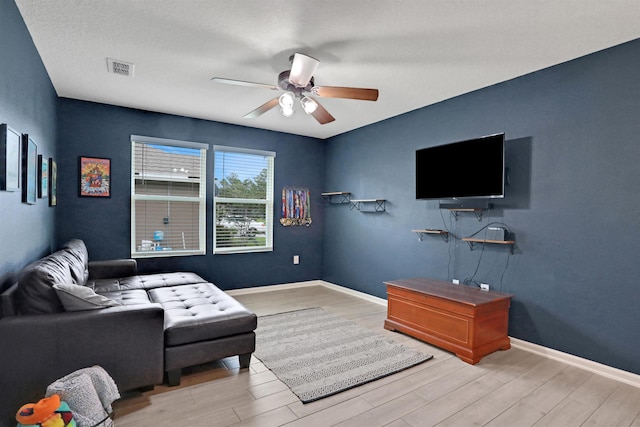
452 279 460 285
480 283 490 291
293 255 299 265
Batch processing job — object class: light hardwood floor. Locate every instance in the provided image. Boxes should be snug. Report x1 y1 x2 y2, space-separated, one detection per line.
113 285 640 426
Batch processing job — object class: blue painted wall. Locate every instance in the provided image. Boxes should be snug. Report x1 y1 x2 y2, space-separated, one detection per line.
0 0 57 281
56 100 325 289
323 39 640 374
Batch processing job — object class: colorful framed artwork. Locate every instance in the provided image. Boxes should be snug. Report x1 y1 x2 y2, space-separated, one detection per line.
1 123 21 191
79 156 111 197
22 134 37 205
38 154 48 198
49 158 57 206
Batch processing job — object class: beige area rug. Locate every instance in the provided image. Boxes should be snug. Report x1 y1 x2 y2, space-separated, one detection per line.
254 307 432 403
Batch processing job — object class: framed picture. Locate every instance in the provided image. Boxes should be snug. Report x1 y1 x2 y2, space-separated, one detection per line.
79 156 111 197
49 158 57 206
1 123 21 191
22 135 37 205
38 154 49 198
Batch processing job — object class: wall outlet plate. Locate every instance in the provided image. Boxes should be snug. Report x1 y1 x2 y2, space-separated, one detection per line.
293 255 300 265
480 283 490 291
452 279 460 285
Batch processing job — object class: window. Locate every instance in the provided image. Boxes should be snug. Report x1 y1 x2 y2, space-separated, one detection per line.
213 145 275 254
131 135 208 258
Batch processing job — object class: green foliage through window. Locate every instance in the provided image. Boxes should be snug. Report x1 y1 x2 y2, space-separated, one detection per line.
213 147 275 254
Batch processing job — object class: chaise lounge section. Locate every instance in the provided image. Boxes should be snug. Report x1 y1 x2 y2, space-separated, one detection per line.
92 272 257 386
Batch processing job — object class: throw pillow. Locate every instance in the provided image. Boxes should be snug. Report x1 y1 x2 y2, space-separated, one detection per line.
53 283 121 311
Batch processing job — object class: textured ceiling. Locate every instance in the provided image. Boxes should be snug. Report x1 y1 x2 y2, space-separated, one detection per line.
15 0 640 139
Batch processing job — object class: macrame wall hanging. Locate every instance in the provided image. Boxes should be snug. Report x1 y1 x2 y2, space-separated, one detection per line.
280 187 312 226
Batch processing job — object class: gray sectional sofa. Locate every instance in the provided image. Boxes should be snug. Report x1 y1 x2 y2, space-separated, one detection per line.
0 239 256 425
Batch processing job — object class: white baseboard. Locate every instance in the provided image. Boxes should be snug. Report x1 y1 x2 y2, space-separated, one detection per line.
226 280 325 296
316 280 388 306
509 338 640 389
228 280 640 389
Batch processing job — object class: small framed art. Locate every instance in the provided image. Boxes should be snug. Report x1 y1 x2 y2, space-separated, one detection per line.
1 123 21 191
22 134 37 205
38 154 49 198
49 158 57 206
79 156 111 197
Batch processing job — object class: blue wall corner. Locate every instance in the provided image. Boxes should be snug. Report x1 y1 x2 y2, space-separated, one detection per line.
56 99 325 289
0 0 58 279
322 38 640 374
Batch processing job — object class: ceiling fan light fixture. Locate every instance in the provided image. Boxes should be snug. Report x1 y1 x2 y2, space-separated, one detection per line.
279 91 295 109
214 51 379 125
300 96 318 114
279 91 296 117
289 53 319 87
280 106 294 117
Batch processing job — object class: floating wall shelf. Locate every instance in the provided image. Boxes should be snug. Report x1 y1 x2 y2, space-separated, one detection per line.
349 199 386 212
321 191 351 204
462 237 515 254
448 208 484 221
412 229 449 243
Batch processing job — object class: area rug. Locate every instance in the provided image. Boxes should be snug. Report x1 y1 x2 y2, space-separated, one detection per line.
254 307 432 403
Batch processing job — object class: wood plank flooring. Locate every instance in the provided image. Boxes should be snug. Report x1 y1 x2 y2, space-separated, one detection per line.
113 285 640 426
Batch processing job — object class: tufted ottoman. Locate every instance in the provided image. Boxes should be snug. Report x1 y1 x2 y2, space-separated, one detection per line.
148 283 257 386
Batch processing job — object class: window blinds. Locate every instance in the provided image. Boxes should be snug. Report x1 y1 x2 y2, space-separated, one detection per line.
213 146 275 254
131 136 207 257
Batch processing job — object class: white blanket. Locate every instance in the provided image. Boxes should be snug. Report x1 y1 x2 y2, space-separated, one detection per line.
46 365 120 427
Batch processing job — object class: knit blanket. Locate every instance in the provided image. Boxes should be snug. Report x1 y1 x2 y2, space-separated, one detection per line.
46 366 120 427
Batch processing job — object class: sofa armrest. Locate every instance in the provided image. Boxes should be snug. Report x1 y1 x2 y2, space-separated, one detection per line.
88 259 137 279
0 304 164 425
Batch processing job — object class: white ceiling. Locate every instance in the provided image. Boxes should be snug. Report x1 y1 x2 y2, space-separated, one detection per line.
15 1 640 140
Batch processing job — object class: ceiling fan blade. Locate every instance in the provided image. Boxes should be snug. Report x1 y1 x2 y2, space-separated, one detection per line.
244 98 279 119
211 77 279 91
288 53 320 88
312 86 379 101
310 100 335 125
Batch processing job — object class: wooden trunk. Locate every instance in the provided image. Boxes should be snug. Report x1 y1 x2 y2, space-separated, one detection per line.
384 278 512 364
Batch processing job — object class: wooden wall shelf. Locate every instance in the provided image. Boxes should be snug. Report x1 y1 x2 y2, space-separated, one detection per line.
448 208 484 221
412 229 449 242
321 191 350 204
462 237 515 254
349 199 386 212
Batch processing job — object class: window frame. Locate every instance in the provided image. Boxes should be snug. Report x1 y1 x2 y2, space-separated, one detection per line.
213 145 275 254
130 135 208 258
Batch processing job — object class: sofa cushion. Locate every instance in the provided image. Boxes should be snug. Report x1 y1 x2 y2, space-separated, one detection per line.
148 283 257 346
16 251 73 314
98 289 152 306
53 283 120 311
60 239 89 287
92 272 207 293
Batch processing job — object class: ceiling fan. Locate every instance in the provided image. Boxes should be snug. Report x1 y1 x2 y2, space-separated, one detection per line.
212 53 379 125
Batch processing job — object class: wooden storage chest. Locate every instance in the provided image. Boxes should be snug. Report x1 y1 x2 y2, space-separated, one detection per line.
384 278 512 364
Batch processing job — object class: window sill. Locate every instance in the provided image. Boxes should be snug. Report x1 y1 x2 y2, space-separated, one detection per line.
132 250 205 258
214 246 273 255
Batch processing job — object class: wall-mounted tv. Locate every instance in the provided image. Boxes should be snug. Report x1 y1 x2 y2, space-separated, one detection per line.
416 133 505 200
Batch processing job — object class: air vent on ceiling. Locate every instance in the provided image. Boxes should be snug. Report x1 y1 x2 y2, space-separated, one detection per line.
107 58 134 77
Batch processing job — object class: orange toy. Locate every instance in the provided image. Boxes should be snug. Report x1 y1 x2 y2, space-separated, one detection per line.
16 394 75 427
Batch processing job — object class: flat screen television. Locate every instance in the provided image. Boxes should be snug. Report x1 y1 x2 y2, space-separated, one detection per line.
416 133 505 200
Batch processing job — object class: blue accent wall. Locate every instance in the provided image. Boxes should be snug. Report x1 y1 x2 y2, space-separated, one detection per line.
56 99 325 289
0 0 57 281
323 39 640 374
